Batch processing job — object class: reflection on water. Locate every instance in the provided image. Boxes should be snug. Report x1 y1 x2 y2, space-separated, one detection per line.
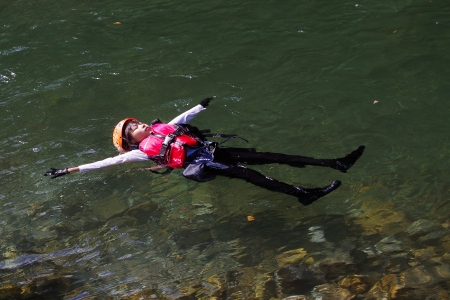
1 0 449 298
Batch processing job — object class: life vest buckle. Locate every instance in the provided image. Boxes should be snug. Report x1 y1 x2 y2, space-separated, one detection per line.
162 133 176 146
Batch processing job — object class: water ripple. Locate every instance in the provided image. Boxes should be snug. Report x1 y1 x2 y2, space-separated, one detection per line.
0 244 100 270
0 46 28 56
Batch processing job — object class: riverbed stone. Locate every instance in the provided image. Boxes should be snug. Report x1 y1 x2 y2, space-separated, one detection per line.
20 275 73 299
354 207 409 236
29 227 59 243
89 195 129 221
31 239 65 255
338 275 372 295
442 253 450 264
309 250 357 281
366 265 439 299
112 288 168 300
199 273 226 298
400 266 437 289
126 200 161 225
440 235 450 252
366 273 401 299
375 236 405 254
410 246 437 262
313 283 353 300
104 215 140 230
53 220 81 236
0 285 21 299
276 248 308 268
277 264 319 296
417 229 448 243
172 228 213 249
253 272 276 299
405 219 439 237
431 263 450 280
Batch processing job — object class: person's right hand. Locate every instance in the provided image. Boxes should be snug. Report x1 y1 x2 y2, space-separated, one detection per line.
200 97 214 107
44 168 70 179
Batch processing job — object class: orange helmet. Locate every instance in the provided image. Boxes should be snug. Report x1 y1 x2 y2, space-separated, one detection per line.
112 118 136 152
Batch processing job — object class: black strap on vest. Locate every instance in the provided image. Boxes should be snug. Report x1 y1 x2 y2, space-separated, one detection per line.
151 125 202 166
202 133 249 145
147 124 248 172
158 126 185 160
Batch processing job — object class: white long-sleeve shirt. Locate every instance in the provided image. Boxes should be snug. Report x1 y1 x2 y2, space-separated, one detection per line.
78 104 205 173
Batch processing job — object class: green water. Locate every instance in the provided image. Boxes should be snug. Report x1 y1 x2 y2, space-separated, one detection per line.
1 0 449 298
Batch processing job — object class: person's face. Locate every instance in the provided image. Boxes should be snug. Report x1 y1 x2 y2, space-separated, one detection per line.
128 121 151 143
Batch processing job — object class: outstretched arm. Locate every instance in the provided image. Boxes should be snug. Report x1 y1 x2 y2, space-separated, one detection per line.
44 97 214 179
44 150 149 178
168 97 213 125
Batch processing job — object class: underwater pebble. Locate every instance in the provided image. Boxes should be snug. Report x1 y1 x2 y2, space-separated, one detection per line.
406 219 438 236
375 236 404 254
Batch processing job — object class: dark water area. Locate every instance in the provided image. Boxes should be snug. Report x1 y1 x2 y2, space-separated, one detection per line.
1 0 449 299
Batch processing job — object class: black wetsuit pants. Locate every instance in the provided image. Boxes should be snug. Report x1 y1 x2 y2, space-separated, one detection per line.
207 147 340 199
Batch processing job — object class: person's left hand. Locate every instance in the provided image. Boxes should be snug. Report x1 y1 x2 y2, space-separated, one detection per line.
200 97 214 107
44 168 70 179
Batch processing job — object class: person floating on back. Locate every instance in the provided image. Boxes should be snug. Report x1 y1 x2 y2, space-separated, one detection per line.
44 97 365 206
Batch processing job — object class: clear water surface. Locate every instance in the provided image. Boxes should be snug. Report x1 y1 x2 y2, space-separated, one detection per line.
1 0 449 298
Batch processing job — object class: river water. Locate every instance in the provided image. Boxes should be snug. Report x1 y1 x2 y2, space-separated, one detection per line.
1 0 449 299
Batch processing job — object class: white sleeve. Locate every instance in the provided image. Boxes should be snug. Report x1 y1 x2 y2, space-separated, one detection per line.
78 150 149 173
168 104 205 125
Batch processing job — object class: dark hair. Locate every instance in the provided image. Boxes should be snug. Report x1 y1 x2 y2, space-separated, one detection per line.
123 120 140 150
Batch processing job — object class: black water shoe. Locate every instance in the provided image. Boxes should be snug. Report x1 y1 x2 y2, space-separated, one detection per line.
332 145 365 173
296 180 342 206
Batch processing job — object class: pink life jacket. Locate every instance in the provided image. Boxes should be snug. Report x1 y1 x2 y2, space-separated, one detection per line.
139 123 201 169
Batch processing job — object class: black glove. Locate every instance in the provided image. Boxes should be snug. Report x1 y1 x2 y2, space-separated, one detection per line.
44 168 70 179
200 97 214 108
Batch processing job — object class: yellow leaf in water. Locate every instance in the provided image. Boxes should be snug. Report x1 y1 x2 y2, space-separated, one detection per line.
247 215 255 222
373 100 379 104
113 22 122 25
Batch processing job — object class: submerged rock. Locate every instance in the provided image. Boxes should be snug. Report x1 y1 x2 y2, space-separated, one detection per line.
313 283 353 300
338 275 373 295
354 207 409 236
410 247 438 262
89 194 129 221
172 228 213 249
276 264 319 296
417 229 448 243
276 248 308 268
405 219 439 238
310 250 357 281
0 274 73 299
126 201 161 225
431 263 450 281
367 266 439 299
366 274 401 299
440 235 450 252
253 272 277 299
375 236 405 254
400 266 439 289
0 285 21 299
